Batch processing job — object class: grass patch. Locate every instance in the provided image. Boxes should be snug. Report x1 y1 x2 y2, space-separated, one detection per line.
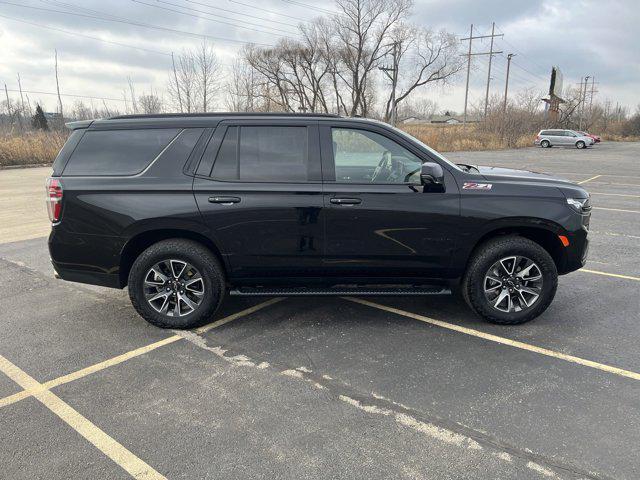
0 131 68 167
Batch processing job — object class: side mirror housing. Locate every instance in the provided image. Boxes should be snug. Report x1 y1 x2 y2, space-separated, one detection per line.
420 162 444 185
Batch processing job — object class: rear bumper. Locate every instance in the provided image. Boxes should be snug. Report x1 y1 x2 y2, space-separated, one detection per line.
49 226 125 289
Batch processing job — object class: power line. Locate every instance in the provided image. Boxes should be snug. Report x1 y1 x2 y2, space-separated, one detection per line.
0 12 237 69
130 0 298 37
511 60 547 83
228 0 310 22
0 1 274 46
280 0 336 15
184 0 300 28
0 12 172 57
5 88 126 103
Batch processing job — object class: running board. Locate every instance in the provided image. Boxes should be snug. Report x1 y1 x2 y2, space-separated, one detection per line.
229 286 451 296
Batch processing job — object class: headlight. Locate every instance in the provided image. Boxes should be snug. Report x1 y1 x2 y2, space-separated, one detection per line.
566 197 591 213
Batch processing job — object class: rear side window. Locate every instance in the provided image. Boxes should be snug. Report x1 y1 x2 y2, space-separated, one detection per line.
208 126 309 182
63 128 179 175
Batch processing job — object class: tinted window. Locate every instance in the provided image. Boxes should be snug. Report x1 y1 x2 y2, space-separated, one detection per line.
211 127 238 179
331 128 422 184
64 128 179 175
52 129 84 175
210 126 309 182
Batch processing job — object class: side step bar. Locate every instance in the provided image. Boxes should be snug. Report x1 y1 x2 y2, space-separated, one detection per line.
230 286 452 296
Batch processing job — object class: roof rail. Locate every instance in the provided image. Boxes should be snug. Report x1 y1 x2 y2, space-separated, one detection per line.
108 112 341 120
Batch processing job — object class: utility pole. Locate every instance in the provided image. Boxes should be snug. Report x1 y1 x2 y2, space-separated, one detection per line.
379 41 400 126
460 24 503 124
54 49 64 121
503 53 515 114
579 75 590 130
484 22 496 117
462 24 473 126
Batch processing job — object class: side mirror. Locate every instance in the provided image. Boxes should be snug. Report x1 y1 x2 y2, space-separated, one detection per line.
420 162 444 185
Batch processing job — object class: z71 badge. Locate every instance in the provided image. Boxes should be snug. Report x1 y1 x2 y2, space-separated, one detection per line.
462 182 493 190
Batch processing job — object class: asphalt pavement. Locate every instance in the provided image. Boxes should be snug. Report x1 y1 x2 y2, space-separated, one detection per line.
0 142 638 479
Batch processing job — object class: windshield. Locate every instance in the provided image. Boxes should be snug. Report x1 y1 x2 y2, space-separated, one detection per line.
387 125 464 172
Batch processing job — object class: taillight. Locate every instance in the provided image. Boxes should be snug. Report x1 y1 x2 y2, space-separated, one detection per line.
535 135 540 140
46 177 63 223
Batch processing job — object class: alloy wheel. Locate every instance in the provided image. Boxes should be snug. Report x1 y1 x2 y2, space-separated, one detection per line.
143 259 205 316
483 256 543 313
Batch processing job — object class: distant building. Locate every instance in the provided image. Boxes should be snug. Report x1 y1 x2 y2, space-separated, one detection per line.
44 112 63 120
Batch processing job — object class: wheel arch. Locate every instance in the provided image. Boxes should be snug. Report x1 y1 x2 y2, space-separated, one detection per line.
464 220 567 274
119 229 226 287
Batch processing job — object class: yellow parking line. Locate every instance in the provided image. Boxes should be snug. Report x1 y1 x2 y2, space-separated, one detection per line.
343 297 640 382
0 298 283 410
577 174 602 184
580 269 640 281
0 354 166 479
592 207 640 214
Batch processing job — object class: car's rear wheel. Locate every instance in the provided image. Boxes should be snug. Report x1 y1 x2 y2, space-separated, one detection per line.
576 141 586 149
128 239 225 329
540 140 550 148
462 236 558 325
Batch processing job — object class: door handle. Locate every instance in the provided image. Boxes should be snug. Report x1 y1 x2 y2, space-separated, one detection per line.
330 197 362 205
208 196 241 205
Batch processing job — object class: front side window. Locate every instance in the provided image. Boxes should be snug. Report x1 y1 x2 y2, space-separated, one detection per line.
331 128 422 184
209 126 309 182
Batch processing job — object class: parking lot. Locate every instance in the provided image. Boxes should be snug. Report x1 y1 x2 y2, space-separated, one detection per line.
1 142 639 479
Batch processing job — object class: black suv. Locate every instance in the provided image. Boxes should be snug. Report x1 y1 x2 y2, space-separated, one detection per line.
47 113 590 328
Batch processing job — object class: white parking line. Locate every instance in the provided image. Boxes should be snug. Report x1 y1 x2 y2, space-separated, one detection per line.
343 297 640 382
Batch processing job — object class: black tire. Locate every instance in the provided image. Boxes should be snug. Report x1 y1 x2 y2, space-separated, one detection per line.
128 239 225 329
540 140 550 148
576 141 585 149
461 236 558 325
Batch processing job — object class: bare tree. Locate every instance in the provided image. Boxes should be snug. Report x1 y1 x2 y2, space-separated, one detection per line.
382 26 462 122
138 92 164 114
194 41 221 112
225 59 260 111
333 0 412 116
168 51 198 113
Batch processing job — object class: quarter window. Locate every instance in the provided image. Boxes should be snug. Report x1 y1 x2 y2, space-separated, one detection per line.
331 128 422 184
64 128 179 175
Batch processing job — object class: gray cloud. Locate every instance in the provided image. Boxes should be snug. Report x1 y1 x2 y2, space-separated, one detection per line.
0 0 637 113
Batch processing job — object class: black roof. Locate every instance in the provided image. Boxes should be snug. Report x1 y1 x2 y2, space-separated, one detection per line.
66 112 381 131
108 112 341 120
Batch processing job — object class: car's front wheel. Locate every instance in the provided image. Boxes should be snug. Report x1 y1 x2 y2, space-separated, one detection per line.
462 236 558 325
128 239 225 329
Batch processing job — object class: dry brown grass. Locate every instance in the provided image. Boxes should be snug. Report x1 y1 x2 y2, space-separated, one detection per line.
400 123 533 152
0 130 68 167
600 133 640 142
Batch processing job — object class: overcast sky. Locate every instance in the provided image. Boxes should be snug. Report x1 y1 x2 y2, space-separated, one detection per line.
0 0 638 114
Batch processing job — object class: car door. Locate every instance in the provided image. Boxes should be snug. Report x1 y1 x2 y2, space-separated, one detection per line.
559 130 574 145
193 120 325 282
319 122 460 281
